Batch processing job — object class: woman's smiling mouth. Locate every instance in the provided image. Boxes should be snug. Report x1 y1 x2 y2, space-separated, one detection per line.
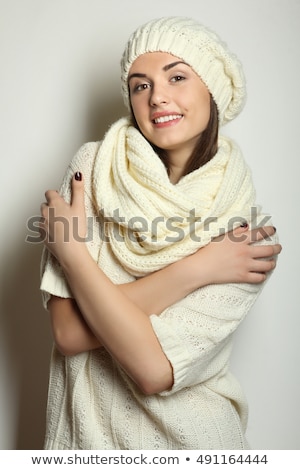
152 114 183 126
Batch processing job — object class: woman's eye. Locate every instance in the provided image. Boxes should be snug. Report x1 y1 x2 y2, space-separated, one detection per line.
171 75 185 82
134 83 150 92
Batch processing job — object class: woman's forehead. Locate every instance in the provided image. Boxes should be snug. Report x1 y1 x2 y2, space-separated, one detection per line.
129 51 186 72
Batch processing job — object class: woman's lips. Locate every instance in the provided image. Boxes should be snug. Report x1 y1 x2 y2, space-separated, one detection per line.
152 113 183 127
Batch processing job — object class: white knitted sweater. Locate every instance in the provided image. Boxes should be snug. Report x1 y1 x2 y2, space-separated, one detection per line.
40 122 277 449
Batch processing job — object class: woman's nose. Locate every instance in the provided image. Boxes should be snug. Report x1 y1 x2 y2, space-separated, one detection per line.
149 84 169 106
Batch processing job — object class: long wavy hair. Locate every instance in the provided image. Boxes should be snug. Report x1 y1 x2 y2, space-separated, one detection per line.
130 94 219 177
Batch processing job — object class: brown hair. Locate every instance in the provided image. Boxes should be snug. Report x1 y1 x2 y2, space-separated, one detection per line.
130 95 219 178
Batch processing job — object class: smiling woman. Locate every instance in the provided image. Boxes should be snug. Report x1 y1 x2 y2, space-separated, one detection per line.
39 16 281 450
128 52 211 183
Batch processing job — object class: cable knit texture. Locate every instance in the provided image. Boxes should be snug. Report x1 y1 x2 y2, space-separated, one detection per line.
92 117 255 276
40 127 277 449
121 17 246 125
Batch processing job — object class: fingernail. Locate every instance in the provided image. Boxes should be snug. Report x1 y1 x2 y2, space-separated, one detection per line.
240 222 248 228
75 171 82 181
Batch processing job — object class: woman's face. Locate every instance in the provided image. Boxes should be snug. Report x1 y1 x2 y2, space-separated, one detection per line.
128 52 211 162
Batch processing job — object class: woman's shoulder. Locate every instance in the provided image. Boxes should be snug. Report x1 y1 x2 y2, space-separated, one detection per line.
70 141 102 173
69 141 102 188
58 141 102 200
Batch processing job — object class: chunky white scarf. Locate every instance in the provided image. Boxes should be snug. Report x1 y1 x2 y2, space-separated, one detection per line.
92 117 256 276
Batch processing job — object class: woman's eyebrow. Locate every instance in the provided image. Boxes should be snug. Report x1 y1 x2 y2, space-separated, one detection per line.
163 60 188 71
128 72 147 82
128 61 189 82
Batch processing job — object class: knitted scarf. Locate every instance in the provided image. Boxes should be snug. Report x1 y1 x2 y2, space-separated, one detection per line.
92 117 256 276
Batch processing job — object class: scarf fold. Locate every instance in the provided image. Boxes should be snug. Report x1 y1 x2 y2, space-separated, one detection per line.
92 117 256 276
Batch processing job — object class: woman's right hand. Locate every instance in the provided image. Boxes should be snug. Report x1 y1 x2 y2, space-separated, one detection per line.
187 225 282 288
49 224 281 358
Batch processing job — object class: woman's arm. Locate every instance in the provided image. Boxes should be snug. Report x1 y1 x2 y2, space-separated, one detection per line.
48 223 279 357
48 254 198 356
49 296 102 355
120 224 279 312
41 174 281 394
49 242 174 395
42 175 174 394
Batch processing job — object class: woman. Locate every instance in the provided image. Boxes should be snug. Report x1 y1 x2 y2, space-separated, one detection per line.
40 17 281 449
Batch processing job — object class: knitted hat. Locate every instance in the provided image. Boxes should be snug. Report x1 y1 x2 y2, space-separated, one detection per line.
120 17 246 125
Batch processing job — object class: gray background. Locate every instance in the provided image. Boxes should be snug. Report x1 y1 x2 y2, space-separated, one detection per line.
0 0 299 450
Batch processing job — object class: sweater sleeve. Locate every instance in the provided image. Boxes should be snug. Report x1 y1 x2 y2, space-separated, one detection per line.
40 141 102 310
150 229 279 396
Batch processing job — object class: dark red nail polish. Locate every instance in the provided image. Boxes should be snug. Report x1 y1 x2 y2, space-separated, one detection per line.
240 222 248 228
75 171 82 181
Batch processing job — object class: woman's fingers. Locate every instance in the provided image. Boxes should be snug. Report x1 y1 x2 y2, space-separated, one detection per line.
40 201 48 215
249 256 277 272
44 189 59 204
39 173 87 262
71 172 84 208
232 225 276 243
214 225 278 247
250 243 282 259
248 225 276 243
243 271 267 284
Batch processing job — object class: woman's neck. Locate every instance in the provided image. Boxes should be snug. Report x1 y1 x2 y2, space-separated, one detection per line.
167 148 192 184
169 165 184 184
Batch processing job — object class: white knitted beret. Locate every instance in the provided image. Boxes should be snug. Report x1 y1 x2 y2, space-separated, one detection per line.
120 17 246 126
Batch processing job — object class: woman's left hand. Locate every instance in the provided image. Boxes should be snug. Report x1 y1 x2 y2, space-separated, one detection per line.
40 172 87 266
